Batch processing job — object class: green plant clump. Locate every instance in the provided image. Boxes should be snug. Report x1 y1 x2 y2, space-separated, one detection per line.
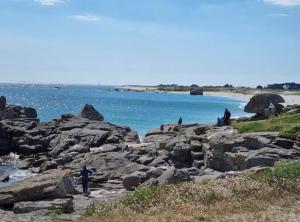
121 186 161 211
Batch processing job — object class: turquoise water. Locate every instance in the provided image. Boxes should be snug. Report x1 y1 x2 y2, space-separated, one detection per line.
0 83 246 136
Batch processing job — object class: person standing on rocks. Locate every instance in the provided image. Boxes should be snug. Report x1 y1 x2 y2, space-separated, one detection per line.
178 117 183 125
223 108 231 125
80 166 92 196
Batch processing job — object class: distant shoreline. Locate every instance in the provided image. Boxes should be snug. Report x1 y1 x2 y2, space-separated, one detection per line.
119 85 300 106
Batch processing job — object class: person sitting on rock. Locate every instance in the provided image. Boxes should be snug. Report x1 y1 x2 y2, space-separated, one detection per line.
80 166 92 196
216 117 223 127
178 117 183 125
160 124 164 131
223 108 231 125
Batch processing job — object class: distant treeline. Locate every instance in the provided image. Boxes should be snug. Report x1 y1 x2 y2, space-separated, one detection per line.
257 82 300 90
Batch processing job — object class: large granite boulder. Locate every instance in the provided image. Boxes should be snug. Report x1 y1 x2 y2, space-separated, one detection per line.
0 169 77 206
80 104 104 121
244 93 285 115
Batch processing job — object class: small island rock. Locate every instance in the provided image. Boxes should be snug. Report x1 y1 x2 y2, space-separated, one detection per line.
80 104 104 121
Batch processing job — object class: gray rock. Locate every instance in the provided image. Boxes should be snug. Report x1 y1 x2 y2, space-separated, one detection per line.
273 138 295 149
157 167 192 185
122 171 147 190
79 152 145 180
193 160 205 169
191 151 203 159
244 93 285 115
136 155 155 165
21 107 37 119
0 169 77 206
146 167 165 178
170 143 192 167
18 158 35 169
40 160 58 172
125 131 140 144
90 144 121 153
139 178 158 188
68 144 90 154
80 104 104 121
190 140 202 151
204 127 300 171
13 198 74 214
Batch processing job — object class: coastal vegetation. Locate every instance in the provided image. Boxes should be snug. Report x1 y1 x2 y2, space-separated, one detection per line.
81 161 300 222
233 113 300 139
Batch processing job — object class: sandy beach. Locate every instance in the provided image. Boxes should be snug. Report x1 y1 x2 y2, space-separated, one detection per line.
205 91 300 106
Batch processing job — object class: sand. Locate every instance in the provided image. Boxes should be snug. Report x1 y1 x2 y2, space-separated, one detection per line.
205 91 300 106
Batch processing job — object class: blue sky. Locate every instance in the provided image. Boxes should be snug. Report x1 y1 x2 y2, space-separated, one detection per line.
0 0 299 86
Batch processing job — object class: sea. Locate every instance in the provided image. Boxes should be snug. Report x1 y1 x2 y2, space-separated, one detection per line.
0 83 247 186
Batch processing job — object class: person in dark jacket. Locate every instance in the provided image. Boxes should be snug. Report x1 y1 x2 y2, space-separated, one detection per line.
216 117 223 127
223 108 231 125
178 117 183 125
160 124 164 131
80 166 92 196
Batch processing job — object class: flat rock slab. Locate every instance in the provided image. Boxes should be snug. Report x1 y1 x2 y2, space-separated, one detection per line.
0 169 76 206
13 198 73 214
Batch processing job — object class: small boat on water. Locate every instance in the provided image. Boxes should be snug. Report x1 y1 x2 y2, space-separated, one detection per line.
54 86 63 90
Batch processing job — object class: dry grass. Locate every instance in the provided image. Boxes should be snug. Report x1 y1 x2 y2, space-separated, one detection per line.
80 168 300 222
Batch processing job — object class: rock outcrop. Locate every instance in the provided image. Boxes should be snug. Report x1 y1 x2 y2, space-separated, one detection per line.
0 96 38 121
204 127 300 171
244 93 285 116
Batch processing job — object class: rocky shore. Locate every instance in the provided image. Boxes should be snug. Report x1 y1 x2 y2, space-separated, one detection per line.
0 95 300 221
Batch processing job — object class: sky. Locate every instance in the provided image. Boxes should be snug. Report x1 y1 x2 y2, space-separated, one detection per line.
0 0 300 87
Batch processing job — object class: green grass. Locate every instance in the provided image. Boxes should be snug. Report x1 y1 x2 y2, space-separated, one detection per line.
121 186 162 212
233 114 300 139
250 161 300 190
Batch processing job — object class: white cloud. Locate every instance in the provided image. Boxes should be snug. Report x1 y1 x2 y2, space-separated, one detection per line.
267 12 290 16
263 0 300 6
70 14 101 22
34 0 68 6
